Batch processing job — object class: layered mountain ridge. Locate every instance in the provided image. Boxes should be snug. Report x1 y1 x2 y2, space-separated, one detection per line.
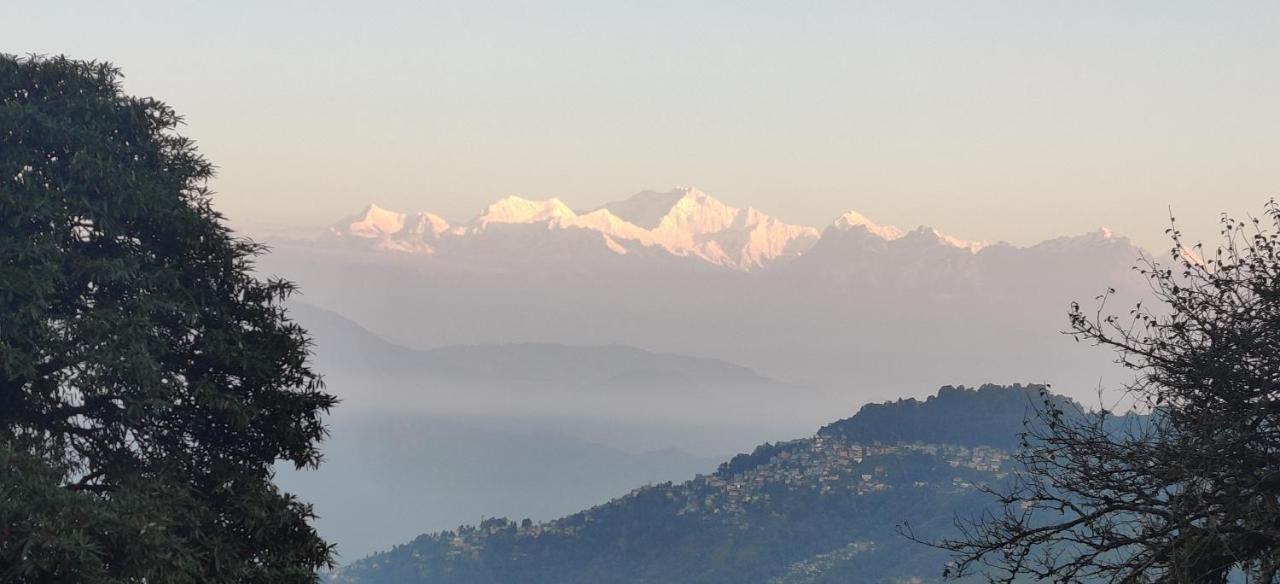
322 187 1001 270
259 186 1149 408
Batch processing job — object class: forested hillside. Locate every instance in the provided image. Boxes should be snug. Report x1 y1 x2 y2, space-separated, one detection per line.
330 384 1058 583
817 383 1070 450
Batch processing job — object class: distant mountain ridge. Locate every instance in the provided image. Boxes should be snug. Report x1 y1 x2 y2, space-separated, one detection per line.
291 302 790 392
328 384 1056 584
319 187 995 270
256 186 1148 410
287 302 810 455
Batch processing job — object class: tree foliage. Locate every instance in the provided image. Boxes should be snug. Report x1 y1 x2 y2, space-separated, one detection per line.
932 202 1280 582
0 54 336 582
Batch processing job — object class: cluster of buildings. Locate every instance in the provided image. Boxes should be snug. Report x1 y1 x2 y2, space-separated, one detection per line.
675 436 1011 517
765 540 876 583
438 436 1013 555
895 442 1010 474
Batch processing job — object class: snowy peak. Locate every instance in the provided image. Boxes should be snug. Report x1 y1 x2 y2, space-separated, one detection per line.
890 226 987 253
316 188 1124 269
681 195 814 267
654 187 739 236
831 211 903 240
596 189 691 229
587 187 819 268
737 212 821 269
563 208 653 243
334 204 408 239
1033 227 1130 253
325 187 819 270
595 187 742 236
406 212 451 237
829 212 986 252
326 204 451 254
472 196 576 228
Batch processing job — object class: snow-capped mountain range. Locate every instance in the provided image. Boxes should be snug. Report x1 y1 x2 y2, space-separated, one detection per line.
323 187 984 270
255 188 1163 558
256 186 1154 415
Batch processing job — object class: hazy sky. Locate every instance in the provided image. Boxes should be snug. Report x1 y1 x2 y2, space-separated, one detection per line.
8 1 1279 249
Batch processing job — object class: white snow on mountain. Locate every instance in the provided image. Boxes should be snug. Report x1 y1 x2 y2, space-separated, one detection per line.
831 211 904 241
332 204 408 238
328 204 451 253
472 196 576 229
260 189 1149 415
597 189 690 229
315 187 1127 271
323 187 836 270
596 187 821 268
406 212 452 238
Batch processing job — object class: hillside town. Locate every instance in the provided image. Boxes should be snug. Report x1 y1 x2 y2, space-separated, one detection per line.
440 436 1013 552
677 437 1011 518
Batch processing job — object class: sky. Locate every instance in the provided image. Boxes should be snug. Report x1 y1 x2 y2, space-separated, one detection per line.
7 0 1279 250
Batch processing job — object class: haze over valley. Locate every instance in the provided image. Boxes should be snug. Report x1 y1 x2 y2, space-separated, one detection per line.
253 186 1157 561
257 186 1148 434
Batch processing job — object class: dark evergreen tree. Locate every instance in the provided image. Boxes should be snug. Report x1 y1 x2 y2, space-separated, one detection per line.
0 54 337 582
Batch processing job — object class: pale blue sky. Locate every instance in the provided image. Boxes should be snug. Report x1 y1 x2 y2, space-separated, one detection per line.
7 1 1279 248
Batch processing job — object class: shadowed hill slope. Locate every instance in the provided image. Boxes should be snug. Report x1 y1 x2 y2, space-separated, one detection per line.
329 384 1080 583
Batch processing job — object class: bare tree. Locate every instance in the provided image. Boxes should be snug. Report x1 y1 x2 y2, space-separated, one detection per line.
917 202 1280 583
